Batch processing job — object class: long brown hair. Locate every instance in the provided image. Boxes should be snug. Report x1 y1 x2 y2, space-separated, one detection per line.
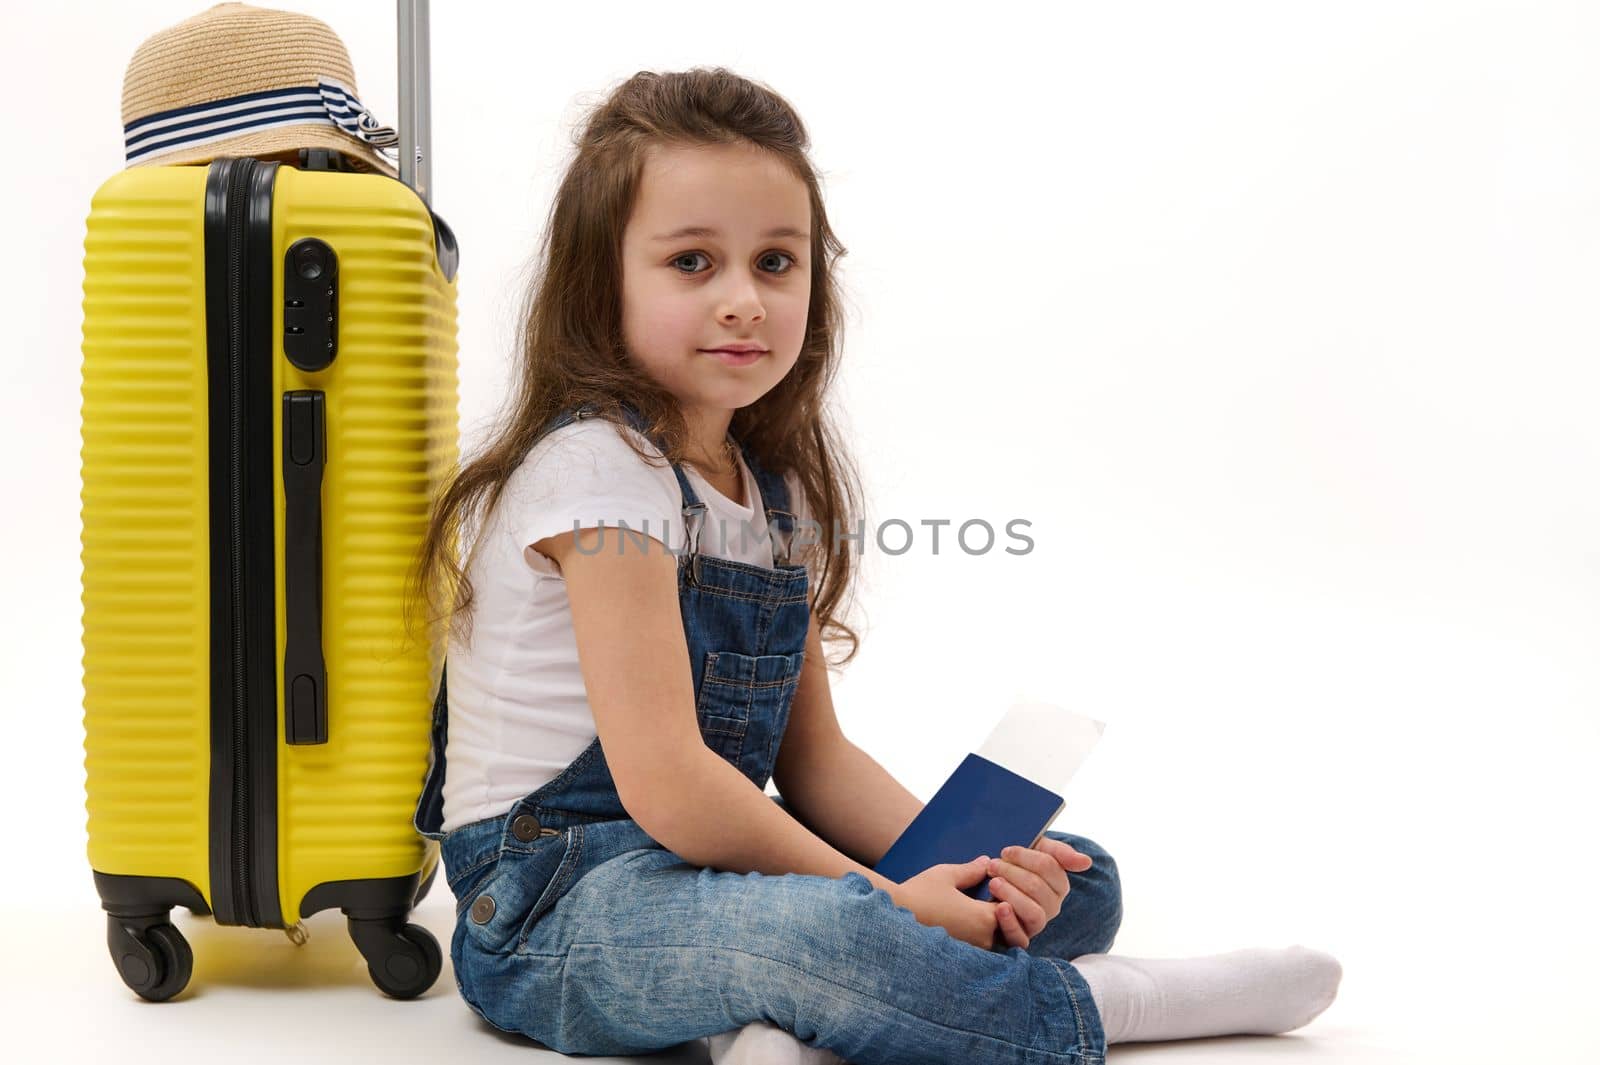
406 67 865 668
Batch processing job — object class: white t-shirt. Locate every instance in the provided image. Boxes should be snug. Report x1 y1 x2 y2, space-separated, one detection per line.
438 417 810 833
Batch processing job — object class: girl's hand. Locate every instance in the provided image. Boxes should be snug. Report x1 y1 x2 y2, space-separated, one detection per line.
988 839 1094 951
894 856 1008 952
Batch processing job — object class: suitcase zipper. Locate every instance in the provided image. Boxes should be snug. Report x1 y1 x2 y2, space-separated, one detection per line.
223 159 254 927
204 157 283 930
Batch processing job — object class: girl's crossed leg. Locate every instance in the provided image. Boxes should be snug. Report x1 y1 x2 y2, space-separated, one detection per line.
453 843 1116 1065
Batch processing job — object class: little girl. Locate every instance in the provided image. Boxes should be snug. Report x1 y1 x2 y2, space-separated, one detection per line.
408 68 1342 1065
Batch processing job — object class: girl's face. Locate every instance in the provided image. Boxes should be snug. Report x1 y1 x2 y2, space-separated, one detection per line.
620 141 812 428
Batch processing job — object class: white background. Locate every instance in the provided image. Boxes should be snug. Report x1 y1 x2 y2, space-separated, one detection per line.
4 1 1596 1062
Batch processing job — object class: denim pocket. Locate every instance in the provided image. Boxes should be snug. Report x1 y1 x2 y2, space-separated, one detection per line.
697 650 806 780
460 825 585 956
448 855 505 919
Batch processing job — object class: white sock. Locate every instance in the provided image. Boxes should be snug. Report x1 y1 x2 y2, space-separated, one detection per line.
707 1021 846 1065
1072 945 1342 1044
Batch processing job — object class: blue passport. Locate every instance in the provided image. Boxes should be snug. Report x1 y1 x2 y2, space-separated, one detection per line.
873 753 1065 901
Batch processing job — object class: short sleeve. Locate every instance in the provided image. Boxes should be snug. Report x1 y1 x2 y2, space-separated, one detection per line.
505 420 684 579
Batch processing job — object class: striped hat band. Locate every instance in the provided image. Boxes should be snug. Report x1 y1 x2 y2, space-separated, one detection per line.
125 77 399 167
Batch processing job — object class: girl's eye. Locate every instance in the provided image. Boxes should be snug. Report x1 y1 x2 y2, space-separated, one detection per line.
759 251 797 274
671 250 798 276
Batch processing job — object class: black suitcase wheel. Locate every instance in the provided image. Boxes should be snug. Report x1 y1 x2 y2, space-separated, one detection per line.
107 914 193 1002
348 916 442 999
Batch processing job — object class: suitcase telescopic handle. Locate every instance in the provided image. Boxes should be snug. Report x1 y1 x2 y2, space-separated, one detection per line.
396 0 459 280
284 391 329 745
397 0 432 206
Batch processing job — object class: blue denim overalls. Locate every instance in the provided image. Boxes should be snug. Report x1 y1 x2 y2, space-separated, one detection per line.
412 403 1119 1065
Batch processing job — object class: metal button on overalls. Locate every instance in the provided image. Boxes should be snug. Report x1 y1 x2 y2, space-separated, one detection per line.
511 814 543 842
470 894 496 924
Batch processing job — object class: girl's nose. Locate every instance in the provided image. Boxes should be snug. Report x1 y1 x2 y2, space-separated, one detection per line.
718 279 765 323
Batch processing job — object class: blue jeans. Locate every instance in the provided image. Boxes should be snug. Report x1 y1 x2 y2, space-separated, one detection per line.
441 797 1120 1064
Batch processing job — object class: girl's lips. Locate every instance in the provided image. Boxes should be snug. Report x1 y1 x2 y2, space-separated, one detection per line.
700 348 767 366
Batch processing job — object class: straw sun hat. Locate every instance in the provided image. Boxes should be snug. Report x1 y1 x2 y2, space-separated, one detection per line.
121 2 400 177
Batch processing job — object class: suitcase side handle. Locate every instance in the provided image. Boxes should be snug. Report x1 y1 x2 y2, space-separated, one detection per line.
283 390 328 745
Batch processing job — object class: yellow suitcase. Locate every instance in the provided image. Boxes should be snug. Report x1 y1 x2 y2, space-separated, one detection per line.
79 152 458 1001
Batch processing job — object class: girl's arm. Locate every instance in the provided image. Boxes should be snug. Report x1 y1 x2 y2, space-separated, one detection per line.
535 524 907 898
773 610 928 868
